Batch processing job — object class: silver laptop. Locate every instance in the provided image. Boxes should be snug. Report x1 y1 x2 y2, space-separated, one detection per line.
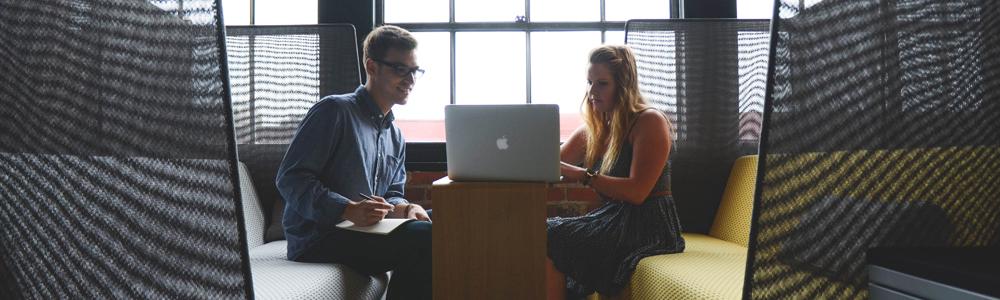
445 104 560 182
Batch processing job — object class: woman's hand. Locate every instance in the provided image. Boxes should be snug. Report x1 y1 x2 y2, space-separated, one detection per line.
560 162 587 183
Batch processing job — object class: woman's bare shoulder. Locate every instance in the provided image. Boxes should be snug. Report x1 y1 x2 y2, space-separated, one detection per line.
637 109 669 129
628 109 668 141
569 124 589 140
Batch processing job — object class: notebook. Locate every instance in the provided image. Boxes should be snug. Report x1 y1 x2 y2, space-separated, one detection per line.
445 104 560 182
336 218 414 235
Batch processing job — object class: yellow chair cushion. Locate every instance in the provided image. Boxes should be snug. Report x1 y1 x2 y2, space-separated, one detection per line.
593 156 757 300
626 233 747 300
709 155 758 247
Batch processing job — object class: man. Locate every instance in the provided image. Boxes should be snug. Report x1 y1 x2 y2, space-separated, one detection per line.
276 25 431 300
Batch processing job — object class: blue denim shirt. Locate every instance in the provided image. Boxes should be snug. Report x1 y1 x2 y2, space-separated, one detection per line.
276 85 408 260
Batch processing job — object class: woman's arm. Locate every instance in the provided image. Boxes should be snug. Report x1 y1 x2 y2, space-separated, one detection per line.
588 110 672 205
560 125 588 165
559 125 590 182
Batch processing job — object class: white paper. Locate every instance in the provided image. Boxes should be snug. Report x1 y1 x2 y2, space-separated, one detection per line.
335 218 413 235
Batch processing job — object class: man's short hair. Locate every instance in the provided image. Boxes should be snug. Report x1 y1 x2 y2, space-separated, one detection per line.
363 25 417 61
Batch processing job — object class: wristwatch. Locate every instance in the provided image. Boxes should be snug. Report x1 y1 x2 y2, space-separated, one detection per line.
582 167 598 186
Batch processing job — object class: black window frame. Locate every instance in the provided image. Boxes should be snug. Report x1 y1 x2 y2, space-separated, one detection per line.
379 0 681 105
317 0 738 172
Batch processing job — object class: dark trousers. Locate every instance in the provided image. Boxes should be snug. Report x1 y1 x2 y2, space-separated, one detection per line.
298 220 432 300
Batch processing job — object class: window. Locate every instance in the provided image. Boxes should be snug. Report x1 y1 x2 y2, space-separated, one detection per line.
383 0 674 141
220 0 317 26
738 0 775 19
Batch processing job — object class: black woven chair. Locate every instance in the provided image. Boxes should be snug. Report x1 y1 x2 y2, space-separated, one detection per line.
225 24 362 244
748 0 1000 298
224 24 363 244
224 25 388 299
626 19 771 234
1 0 250 298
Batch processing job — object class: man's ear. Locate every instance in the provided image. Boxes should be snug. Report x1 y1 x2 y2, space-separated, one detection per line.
364 58 378 79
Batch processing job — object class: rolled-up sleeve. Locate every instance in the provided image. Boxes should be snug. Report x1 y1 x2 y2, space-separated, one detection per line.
276 101 351 228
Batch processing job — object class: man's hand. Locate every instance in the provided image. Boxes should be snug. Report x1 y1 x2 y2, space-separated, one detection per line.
388 203 409 219
343 196 394 226
407 204 431 222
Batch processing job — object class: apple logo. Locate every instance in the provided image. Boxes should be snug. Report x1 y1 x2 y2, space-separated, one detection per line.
496 135 509 150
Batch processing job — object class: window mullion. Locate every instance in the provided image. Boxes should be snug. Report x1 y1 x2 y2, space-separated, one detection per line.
450 30 456 105
600 0 605 22
525 0 531 104
526 31 531 104
449 0 456 105
599 0 606 43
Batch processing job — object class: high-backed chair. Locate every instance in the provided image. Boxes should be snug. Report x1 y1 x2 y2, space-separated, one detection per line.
225 24 362 245
0 0 251 298
607 19 768 300
225 24 388 299
625 19 771 234
749 0 1000 298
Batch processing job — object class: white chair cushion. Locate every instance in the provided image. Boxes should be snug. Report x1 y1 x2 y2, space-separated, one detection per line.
249 241 388 300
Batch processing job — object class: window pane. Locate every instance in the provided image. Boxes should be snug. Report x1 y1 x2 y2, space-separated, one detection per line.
385 0 448 23
606 0 669 21
738 0 774 19
531 32 601 140
254 0 317 25
532 0 599 22
456 32 526 104
393 32 450 142
605 30 625 44
455 0 524 22
221 0 251 25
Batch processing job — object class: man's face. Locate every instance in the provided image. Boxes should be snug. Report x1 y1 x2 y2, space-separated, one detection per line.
369 48 419 106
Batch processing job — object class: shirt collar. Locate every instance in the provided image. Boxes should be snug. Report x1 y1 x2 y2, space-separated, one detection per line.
355 85 395 128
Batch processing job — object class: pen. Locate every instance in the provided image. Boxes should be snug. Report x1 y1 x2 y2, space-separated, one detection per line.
359 193 394 212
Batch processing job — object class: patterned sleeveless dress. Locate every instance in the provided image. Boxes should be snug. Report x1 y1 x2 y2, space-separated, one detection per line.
546 120 685 296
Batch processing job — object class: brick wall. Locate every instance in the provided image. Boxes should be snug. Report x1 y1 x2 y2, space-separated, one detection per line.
405 171 601 218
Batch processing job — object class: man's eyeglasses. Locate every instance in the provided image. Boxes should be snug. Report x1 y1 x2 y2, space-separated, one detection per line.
372 58 425 79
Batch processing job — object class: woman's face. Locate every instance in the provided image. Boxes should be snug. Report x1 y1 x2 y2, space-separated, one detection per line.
587 63 617 113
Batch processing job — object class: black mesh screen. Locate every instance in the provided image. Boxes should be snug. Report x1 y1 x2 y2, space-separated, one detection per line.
626 19 771 233
226 25 361 145
748 0 1000 298
225 24 361 242
0 0 251 298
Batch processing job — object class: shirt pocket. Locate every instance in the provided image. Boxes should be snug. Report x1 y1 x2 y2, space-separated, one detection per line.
380 154 402 187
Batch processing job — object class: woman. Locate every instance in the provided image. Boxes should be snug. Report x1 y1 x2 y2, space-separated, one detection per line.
547 45 685 299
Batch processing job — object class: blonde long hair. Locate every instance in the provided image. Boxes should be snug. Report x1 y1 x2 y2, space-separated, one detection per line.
583 45 649 174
